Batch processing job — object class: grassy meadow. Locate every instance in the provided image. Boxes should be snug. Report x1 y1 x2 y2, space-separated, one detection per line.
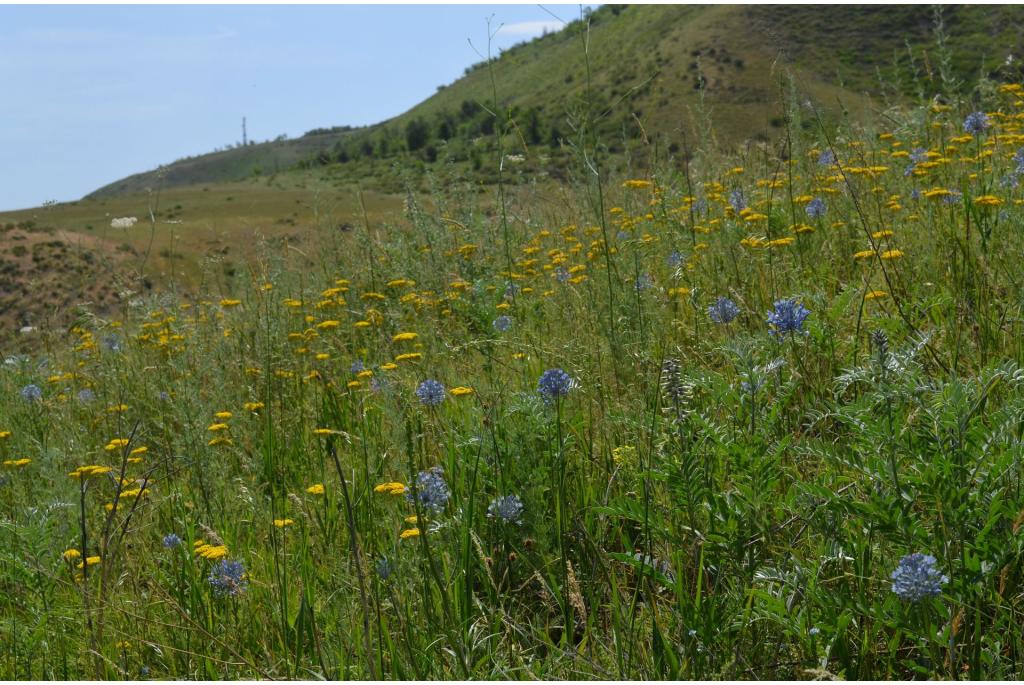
5 65 1024 681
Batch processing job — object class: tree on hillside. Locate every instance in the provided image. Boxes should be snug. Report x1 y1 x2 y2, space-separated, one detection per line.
405 118 431 151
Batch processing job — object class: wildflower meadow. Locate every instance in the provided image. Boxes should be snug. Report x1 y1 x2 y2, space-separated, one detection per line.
4 69 1024 680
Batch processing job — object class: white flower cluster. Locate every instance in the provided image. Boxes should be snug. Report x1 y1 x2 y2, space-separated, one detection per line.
110 216 139 229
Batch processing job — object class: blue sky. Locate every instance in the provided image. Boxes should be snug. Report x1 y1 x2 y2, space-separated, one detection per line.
0 4 592 210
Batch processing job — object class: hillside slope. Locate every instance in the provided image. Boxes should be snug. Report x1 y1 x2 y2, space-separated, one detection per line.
86 4 1024 198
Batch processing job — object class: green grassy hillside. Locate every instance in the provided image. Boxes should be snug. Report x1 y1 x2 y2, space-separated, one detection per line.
85 4 1024 198
4 67 1024 679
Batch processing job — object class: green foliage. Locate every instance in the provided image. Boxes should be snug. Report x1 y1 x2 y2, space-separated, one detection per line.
6 19 1024 681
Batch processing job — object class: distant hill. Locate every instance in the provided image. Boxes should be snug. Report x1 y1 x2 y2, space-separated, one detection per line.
86 4 1024 198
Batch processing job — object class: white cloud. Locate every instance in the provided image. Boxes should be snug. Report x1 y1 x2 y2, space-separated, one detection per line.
496 20 564 37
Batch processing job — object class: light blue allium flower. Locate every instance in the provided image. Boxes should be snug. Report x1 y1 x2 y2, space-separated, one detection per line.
817 150 836 166
487 494 524 524
708 296 741 324
493 315 512 333
729 189 747 212
635 273 654 291
349 359 365 375
375 556 392 580
208 559 247 597
102 333 123 353
555 266 571 284
20 384 42 402
666 250 684 268
406 466 450 515
537 368 574 399
415 379 446 406
805 197 826 219
963 111 990 135
162 533 182 548
1013 147 1024 174
76 388 96 403
767 299 811 337
891 553 947 602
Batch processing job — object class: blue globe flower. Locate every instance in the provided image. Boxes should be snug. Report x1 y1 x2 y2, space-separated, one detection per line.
963 111 990 135
20 384 42 403
805 197 826 219
538 368 574 399
102 333 123 353
487 494 525 524
891 553 947 602
1014 147 1024 174
767 299 811 337
728 189 747 213
208 559 247 597
415 379 446 406
635 273 654 291
493 315 512 333
162 533 182 548
406 466 450 515
708 296 740 324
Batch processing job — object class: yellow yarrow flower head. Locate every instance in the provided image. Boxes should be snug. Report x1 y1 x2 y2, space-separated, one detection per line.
612 445 638 466
69 465 113 479
374 482 406 495
194 544 229 560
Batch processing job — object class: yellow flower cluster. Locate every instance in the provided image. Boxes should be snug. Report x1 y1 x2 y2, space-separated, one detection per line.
374 482 406 495
194 540 228 560
69 465 113 479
